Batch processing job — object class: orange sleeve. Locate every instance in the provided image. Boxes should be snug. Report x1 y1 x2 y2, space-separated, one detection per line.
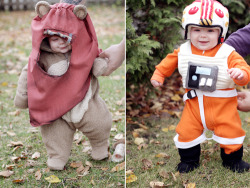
228 51 250 86
150 48 180 83
151 69 165 84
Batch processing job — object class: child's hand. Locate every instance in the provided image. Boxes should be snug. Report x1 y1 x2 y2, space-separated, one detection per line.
237 92 250 112
227 68 244 80
151 80 163 88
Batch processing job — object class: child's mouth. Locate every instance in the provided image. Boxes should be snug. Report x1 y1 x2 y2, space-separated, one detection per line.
199 41 208 44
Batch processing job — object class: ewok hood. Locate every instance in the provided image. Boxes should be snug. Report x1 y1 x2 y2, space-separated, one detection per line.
27 1 100 126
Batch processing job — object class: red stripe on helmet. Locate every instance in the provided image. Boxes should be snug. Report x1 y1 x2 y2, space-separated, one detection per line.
209 0 214 20
200 0 204 20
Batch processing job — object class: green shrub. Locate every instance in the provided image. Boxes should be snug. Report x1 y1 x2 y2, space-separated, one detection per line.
126 0 193 85
126 0 250 85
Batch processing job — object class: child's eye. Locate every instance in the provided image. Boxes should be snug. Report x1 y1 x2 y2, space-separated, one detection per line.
208 29 215 32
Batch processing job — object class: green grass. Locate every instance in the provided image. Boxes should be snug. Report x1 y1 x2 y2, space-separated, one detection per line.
0 4 125 187
126 112 250 187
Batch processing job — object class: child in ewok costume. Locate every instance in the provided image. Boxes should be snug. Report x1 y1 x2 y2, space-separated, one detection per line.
151 0 250 173
14 1 112 170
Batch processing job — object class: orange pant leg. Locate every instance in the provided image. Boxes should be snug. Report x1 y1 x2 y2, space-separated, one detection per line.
204 96 245 154
176 97 204 142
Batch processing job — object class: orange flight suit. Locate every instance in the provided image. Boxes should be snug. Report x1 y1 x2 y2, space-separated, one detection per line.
151 43 250 154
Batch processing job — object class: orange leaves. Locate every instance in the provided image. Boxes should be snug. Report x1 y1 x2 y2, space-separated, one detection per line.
127 72 184 120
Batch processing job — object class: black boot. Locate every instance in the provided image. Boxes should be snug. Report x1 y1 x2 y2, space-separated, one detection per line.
177 144 200 173
221 146 249 173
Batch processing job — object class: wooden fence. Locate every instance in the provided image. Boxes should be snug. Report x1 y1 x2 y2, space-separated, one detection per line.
0 0 122 11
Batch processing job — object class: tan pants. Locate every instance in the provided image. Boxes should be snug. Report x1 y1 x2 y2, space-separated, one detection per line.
40 94 112 170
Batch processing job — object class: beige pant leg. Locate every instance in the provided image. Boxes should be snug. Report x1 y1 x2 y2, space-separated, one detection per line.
77 95 112 160
40 118 75 170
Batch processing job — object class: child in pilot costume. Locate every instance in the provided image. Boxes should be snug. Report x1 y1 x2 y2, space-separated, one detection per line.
14 1 112 170
151 0 250 173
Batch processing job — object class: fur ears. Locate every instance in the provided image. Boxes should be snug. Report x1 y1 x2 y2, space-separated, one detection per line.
35 1 51 18
73 5 87 20
35 1 87 20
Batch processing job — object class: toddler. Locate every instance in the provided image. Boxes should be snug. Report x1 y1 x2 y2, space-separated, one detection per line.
14 2 112 170
151 0 250 173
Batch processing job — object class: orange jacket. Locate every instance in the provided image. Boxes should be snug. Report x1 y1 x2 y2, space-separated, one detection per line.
151 43 250 86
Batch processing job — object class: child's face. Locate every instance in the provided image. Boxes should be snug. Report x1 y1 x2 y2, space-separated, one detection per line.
48 36 72 53
190 27 220 51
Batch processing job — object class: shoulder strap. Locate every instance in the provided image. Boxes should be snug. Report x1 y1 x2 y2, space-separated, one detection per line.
215 43 235 58
179 41 192 55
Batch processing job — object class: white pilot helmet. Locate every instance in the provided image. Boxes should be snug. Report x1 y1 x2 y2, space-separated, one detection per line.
182 0 229 44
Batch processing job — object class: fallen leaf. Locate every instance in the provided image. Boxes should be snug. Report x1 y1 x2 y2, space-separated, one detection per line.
82 146 92 153
114 133 124 140
162 128 169 132
12 146 21 152
114 111 123 116
11 156 21 163
45 175 61 183
111 162 125 172
126 174 137 183
27 169 35 173
155 153 170 159
70 161 83 168
85 161 93 167
7 131 16 136
142 159 153 170
101 167 109 171
32 152 40 159
171 94 182 101
74 132 83 145
12 179 25 184
132 131 140 138
149 181 165 187
10 141 23 147
6 164 15 170
111 127 118 132
90 176 95 185
159 169 169 179
1 82 8 86
8 110 20 116
156 161 166 165
151 102 163 110
168 125 176 131
113 118 122 122
35 170 42 180
26 160 37 167
116 100 123 106
138 123 149 130
171 172 179 182
0 171 14 177
138 143 148 150
134 137 144 145
129 109 140 116
245 117 250 125
76 165 85 174
186 183 196 188
77 165 90 176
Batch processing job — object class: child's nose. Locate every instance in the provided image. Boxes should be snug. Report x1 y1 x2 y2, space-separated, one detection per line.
200 32 206 38
59 38 66 44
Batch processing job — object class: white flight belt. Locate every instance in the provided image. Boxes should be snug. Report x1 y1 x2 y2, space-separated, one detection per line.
174 89 245 149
